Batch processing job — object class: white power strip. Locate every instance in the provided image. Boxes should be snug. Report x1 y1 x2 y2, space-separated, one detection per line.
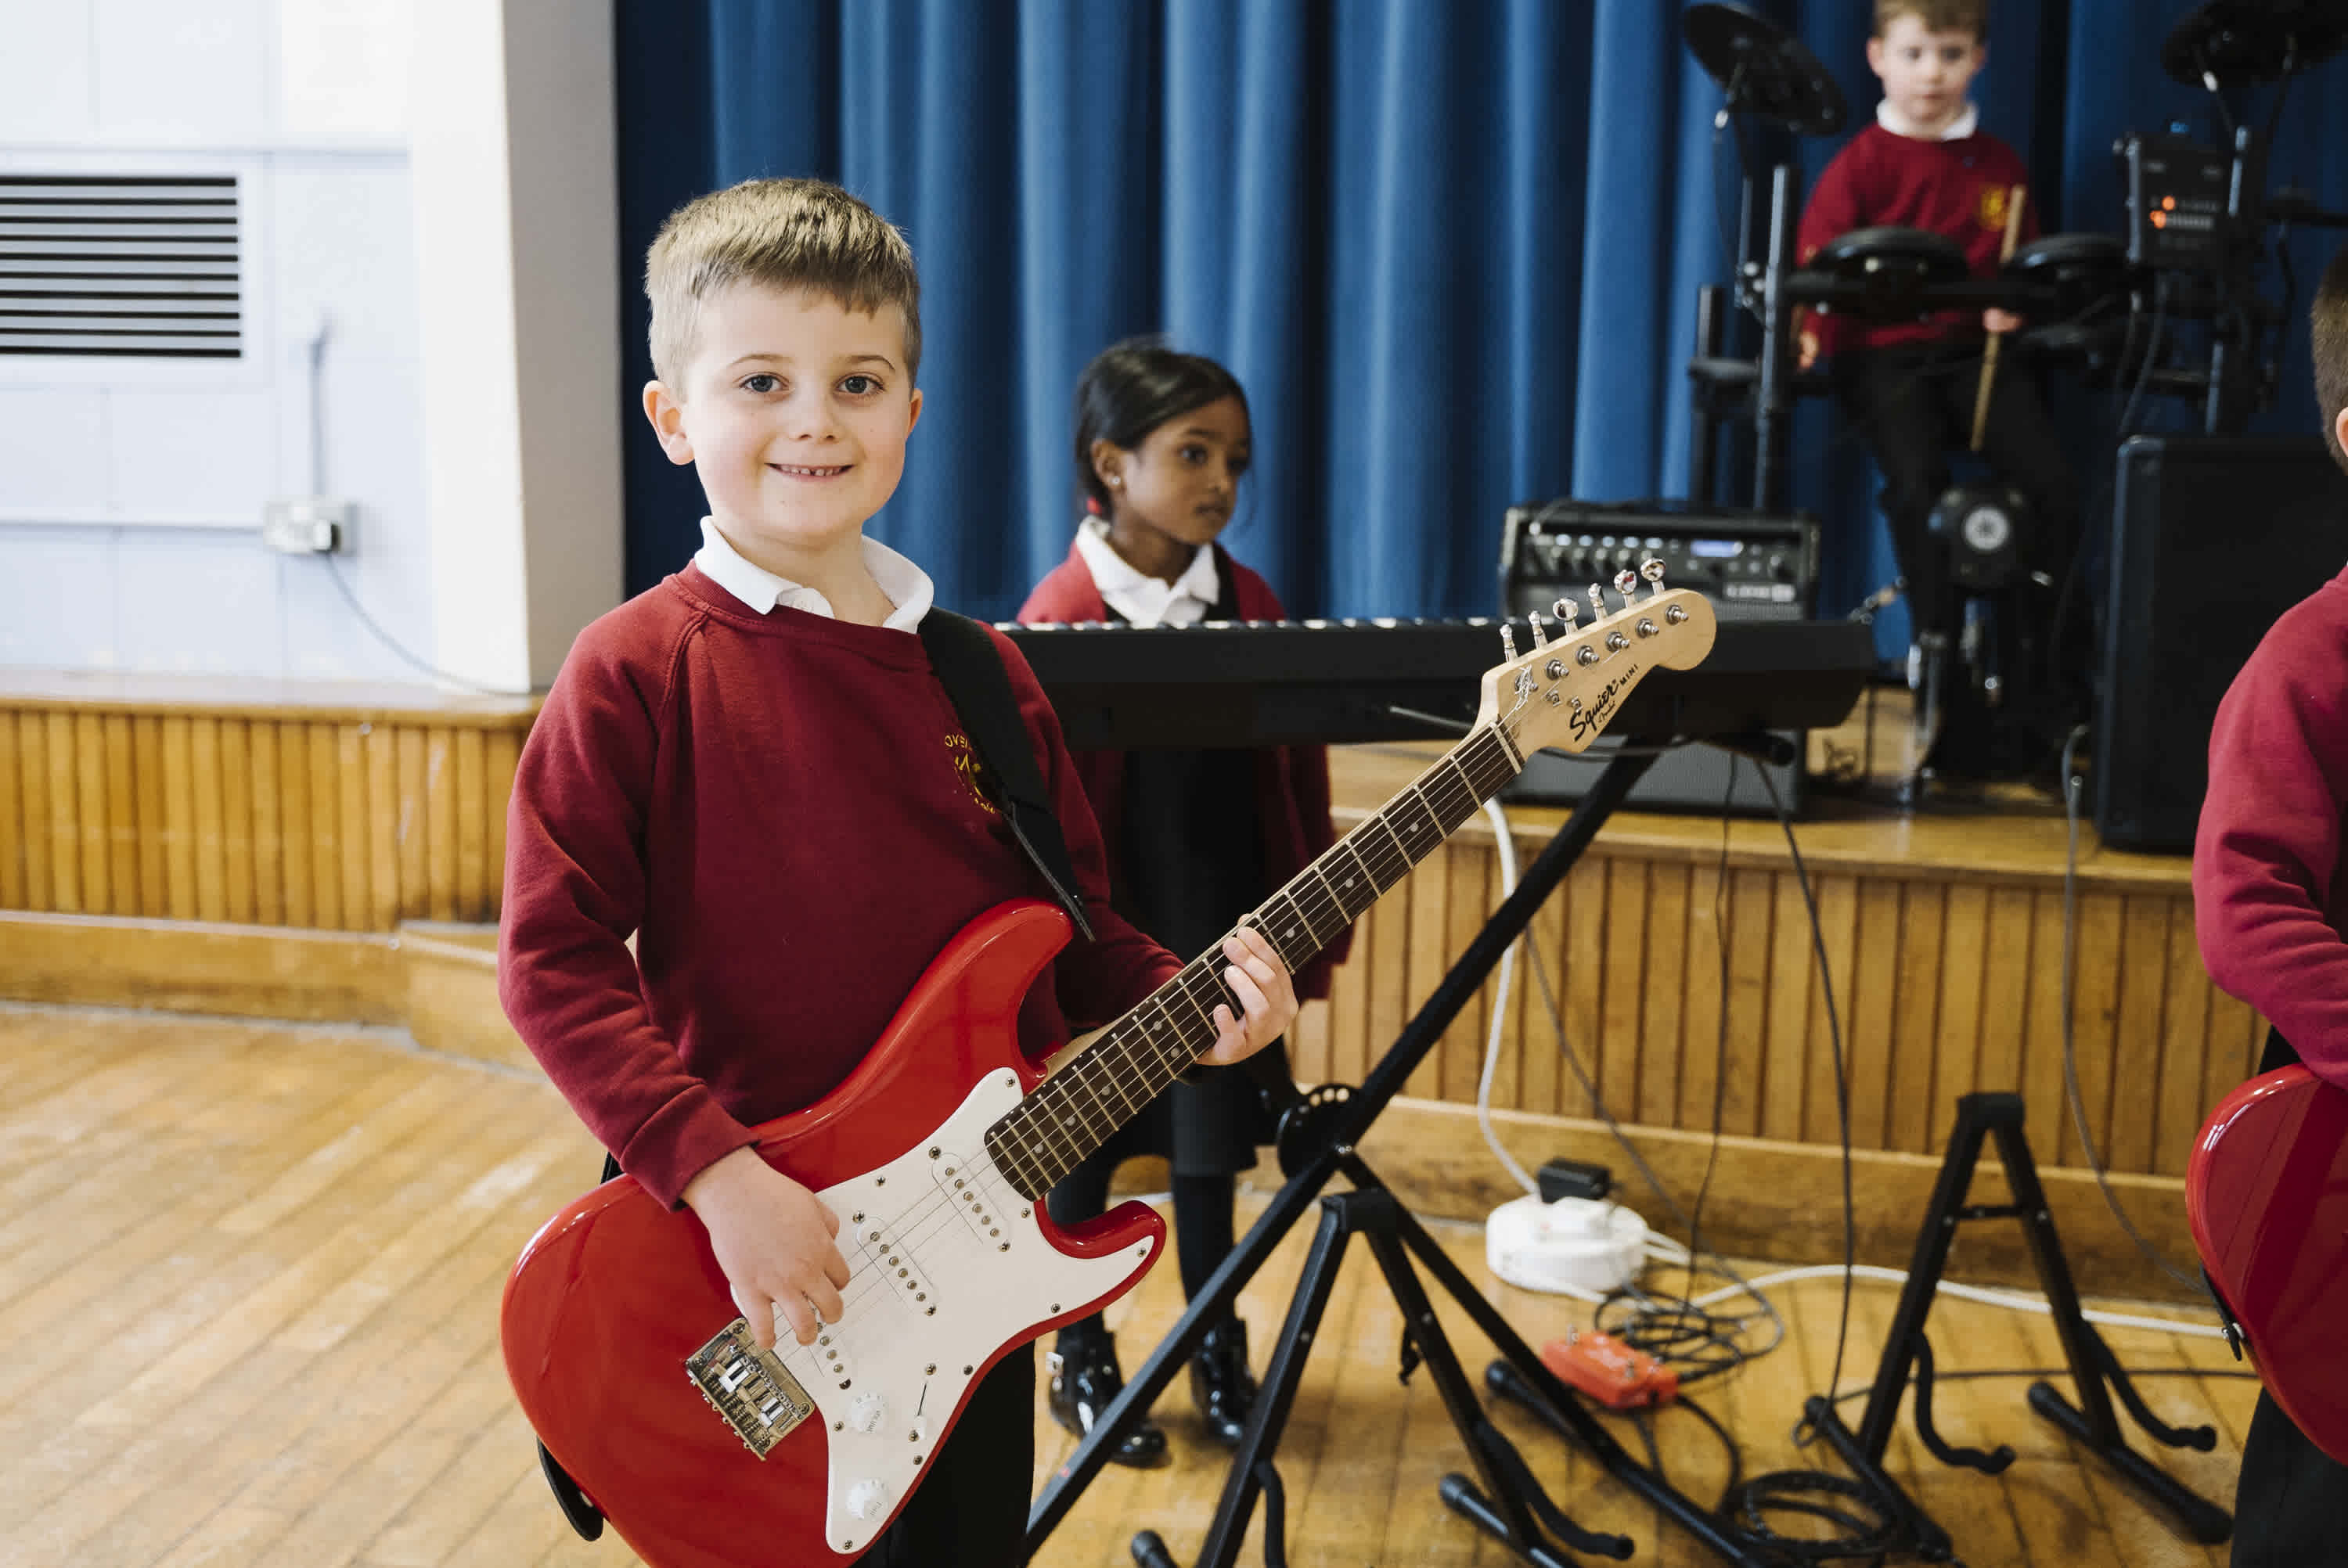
1485 1195 1648 1296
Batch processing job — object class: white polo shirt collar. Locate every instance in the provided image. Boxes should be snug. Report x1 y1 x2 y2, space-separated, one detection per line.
693 516 933 631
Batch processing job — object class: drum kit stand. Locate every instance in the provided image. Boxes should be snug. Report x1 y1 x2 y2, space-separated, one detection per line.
1686 0 2348 797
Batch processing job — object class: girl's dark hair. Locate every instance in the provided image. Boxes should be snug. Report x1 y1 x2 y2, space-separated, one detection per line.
1071 337 1249 516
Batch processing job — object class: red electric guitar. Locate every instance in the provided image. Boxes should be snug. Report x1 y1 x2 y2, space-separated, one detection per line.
500 577 1716 1566
2187 1063 2348 1462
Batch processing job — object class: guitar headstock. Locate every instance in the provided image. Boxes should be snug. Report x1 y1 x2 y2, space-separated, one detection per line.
1475 565 1717 757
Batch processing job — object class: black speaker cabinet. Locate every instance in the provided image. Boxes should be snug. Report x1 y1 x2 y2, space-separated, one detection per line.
2096 434 2348 851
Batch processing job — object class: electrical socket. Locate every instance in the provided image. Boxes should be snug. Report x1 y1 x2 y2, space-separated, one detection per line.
261 496 354 555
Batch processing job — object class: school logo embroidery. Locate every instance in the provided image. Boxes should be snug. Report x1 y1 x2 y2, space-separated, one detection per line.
944 732 998 816
1978 184 2009 232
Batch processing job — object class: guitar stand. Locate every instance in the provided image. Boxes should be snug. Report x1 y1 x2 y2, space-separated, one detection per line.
1798 1092 2231 1558
1025 744 1788 1568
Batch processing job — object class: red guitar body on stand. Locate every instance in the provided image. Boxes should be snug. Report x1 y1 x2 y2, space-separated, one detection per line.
2186 1063 2348 1462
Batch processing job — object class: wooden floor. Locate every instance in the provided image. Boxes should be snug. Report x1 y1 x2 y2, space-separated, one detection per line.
1 1005 2258 1568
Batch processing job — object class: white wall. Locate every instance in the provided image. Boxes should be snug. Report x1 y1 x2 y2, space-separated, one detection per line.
0 0 620 689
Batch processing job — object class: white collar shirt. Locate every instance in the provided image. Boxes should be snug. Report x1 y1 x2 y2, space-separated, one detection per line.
1072 517 1222 628
1878 99 1980 142
692 516 933 632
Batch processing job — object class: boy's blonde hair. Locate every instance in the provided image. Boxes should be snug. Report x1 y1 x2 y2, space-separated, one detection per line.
2313 245 2348 471
1874 0 1986 38
645 177 921 390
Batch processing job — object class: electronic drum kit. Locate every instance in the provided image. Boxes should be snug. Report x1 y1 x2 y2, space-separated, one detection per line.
1684 0 2348 411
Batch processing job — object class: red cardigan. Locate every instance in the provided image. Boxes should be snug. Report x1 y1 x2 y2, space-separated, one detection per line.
1018 541 1352 1000
2195 565 2348 1081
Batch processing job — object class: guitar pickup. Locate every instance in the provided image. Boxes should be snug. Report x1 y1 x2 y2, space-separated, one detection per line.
798 1320 859 1390
685 1319 815 1458
934 1154 1011 1253
855 1218 939 1318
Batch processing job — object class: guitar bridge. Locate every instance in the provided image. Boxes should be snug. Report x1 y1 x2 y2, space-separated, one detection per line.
685 1319 816 1458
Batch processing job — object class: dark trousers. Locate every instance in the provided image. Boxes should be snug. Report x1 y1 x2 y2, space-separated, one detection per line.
2234 1388 2348 1566
1831 341 2080 645
1048 1157 1237 1339
866 1348 1034 1568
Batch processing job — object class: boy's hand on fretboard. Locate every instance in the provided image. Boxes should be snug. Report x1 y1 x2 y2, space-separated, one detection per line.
1196 926 1296 1067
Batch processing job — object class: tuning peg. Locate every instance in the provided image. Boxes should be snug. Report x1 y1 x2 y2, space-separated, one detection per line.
1640 558 1667 599
1500 621 1518 660
1612 569 1639 605
1552 596 1580 631
1586 584 1605 621
1528 607 1550 646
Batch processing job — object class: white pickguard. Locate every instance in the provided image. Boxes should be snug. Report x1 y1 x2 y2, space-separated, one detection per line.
774 1068 1154 1555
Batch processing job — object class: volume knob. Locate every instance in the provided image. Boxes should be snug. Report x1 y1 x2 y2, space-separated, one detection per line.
848 1392 888 1433
846 1478 890 1521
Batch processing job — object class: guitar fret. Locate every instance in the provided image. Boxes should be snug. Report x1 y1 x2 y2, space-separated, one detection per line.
1283 875 1341 952
1322 839 1379 921
1257 894 1323 969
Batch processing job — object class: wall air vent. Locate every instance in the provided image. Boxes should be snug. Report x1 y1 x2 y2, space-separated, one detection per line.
0 174 242 359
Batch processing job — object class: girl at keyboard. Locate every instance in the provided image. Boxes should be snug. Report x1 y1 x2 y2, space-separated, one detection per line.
1018 339 1352 1465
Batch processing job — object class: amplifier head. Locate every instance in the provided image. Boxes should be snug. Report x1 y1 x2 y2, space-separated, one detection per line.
1500 500 1820 622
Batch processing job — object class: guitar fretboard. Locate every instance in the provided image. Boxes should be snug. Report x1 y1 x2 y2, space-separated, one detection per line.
984 722 1523 1199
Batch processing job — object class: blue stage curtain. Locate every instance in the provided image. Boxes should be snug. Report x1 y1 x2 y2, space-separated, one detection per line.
614 0 2348 630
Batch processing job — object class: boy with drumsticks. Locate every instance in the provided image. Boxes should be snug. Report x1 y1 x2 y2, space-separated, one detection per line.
1796 0 2083 783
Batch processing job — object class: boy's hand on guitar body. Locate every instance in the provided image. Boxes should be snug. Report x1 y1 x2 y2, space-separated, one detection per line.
1982 307 2023 335
1196 926 1297 1067
681 1144 852 1350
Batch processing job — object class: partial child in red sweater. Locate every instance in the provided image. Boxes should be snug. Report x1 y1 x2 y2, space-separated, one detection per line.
2193 242 2348 1567
1018 340 1351 1465
497 181 1298 1568
1795 0 2081 779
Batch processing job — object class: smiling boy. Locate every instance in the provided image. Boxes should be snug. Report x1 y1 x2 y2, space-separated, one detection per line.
498 178 1297 1567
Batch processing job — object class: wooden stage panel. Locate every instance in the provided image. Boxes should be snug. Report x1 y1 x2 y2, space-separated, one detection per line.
1298 743 2256 1185
0 677 534 936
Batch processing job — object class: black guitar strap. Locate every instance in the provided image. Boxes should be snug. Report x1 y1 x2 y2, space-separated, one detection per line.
917 609 1096 943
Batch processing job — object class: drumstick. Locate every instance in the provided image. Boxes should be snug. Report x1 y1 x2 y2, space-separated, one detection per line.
1971 184 2028 452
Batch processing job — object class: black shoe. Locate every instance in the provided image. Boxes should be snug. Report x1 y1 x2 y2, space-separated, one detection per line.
1046 1331 1168 1468
1188 1319 1258 1447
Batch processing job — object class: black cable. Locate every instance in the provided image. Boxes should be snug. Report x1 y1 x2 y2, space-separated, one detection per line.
1752 764 1858 1436
1508 756 1790 1383
2115 273 2171 443
2056 724 2207 1293
1685 759 1738 1262
319 554 535 698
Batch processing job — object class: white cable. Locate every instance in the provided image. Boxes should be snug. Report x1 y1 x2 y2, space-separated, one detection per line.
1475 797 1540 1199
1679 1262 2228 1340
